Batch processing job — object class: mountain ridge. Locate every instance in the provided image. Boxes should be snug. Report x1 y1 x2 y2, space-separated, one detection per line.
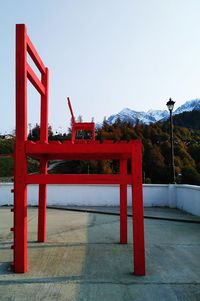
107 99 200 125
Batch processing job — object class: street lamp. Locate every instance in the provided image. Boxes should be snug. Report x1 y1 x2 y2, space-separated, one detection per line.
166 98 176 184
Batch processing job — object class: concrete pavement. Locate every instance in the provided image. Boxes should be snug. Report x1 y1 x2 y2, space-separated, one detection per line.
0 207 200 300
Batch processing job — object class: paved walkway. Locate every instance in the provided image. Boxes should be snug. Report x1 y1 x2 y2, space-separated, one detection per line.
0 207 200 301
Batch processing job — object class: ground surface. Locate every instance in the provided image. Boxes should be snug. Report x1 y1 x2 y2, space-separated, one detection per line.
0 207 200 301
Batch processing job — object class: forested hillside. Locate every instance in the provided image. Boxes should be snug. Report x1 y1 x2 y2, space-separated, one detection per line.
1 113 200 185
173 110 200 130
96 119 200 184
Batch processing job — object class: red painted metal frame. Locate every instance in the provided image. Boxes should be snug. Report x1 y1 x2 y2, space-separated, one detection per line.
67 97 95 142
14 24 145 276
15 24 48 272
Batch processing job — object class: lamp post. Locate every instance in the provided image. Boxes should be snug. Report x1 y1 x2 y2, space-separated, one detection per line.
166 98 176 184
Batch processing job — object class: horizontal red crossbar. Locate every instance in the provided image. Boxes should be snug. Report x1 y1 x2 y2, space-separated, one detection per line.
26 34 46 74
25 141 142 160
74 122 95 130
25 141 137 155
25 174 132 185
27 63 45 95
28 154 129 160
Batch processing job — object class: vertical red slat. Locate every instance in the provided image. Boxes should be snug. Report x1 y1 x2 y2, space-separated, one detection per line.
40 67 48 143
38 158 47 242
71 128 76 143
92 124 95 141
38 68 49 242
14 24 28 273
67 97 75 124
120 159 127 244
131 140 145 275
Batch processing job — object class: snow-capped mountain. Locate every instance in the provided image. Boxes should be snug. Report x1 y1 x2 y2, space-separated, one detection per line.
174 99 200 115
147 109 169 121
107 108 168 125
107 108 156 125
106 99 200 125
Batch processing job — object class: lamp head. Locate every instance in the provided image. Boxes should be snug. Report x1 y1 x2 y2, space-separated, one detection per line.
166 98 175 112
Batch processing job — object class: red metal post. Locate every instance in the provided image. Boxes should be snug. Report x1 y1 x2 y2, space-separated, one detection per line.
38 67 49 242
131 141 145 275
120 159 127 244
38 158 47 242
14 24 28 273
92 124 95 141
71 127 76 143
40 68 48 143
67 97 75 124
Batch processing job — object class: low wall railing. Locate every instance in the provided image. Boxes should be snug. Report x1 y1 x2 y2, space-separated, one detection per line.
0 183 200 216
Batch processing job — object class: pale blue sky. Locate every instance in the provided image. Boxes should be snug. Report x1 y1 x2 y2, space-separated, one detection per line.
1 0 200 133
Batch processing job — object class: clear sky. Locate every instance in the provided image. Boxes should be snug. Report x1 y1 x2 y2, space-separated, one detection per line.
1 0 200 134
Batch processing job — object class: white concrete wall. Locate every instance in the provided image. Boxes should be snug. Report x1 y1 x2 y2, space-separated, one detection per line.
176 185 200 216
0 183 200 216
142 184 171 207
0 183 13 205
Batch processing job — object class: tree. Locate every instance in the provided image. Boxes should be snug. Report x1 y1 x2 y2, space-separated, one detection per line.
143 142 169 183
0 157 13 177
181 166 200 185
28 123 40 141
0 137 15 154
28 123 54 141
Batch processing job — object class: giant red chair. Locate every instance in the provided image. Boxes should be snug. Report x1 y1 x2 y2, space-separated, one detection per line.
67 97 95 142
13 24 145 276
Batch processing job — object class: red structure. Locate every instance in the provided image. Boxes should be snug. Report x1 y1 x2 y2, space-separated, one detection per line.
67 97 95 142
13 24 145 275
